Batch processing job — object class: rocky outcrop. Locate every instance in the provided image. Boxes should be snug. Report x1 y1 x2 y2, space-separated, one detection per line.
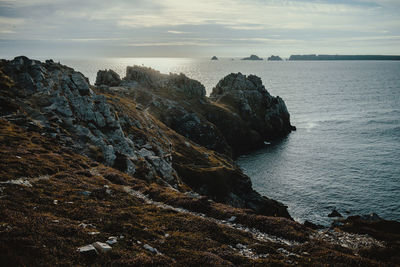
242 55 263 60
267 55 283 61
95 69 121 86
124 65 206 98
211 72 295 142
105 66 295 157
211 56 218 60
0 56 179 187
0 56 292 218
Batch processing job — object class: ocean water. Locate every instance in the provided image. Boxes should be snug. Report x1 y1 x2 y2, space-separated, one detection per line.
53 57 400 225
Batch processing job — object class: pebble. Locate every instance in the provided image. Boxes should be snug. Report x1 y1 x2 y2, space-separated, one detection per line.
106 236 118 245
143 244 159 254
88 231 100 235
228 216 236 222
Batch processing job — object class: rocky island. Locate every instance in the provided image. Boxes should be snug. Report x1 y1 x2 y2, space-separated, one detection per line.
289 54 400 60
241 55 263 60
267 55 283 61
0 56 399 266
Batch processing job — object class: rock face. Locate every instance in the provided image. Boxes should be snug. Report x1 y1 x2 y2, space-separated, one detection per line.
242 55 263 60
0 56 179 187
211 73 295 142
95 69 121 86
267 55 283 61
124 65 206 98
0 56 293 218
114 66 295 157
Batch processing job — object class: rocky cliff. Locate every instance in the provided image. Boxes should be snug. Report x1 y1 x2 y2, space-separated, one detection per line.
0 56 291 217
0 56 397 266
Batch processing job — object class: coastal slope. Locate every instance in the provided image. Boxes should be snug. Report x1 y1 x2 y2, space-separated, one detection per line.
0 56 398 266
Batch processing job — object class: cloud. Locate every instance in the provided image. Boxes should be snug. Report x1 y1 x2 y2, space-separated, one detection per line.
0 0 399 56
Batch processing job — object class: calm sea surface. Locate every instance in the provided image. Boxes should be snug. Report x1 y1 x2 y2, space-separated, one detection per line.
51 57 400 225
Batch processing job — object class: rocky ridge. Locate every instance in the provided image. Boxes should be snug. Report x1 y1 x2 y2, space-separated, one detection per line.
0 56 290 217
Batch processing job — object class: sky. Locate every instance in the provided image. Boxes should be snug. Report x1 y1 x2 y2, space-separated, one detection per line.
0 0 400 58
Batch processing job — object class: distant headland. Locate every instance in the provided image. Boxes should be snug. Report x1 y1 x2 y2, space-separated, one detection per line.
289 54 400 60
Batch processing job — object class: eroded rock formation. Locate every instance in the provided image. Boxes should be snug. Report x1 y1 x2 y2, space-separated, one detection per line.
0 56 292 217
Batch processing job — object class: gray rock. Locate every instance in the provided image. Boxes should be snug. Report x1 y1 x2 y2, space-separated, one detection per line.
71 73 91 96
143 244 159 254
210 72 295 141
92 241 112 253
95 69 121 86
77 244 98 256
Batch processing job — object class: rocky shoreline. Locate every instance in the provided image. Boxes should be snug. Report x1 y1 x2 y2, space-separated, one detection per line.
0 56 399 266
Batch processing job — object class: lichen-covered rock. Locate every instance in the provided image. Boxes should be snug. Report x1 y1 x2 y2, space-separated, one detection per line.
95 69 121 86
0 57 180 187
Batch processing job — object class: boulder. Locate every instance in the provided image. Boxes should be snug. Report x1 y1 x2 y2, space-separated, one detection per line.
92 241 112 253
95 69 121 86
211 56 218 60
328 209 343 217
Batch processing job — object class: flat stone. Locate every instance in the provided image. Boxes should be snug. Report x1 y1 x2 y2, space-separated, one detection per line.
92 241 112 253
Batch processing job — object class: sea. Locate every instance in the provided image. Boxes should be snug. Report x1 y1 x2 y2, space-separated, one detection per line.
46 57 400 225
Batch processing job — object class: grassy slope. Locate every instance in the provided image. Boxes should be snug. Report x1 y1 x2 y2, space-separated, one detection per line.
0 119 386 266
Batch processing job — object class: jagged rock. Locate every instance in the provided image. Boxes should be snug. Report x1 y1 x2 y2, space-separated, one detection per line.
328 210 343 217
71 73 91 96
95 69 121 86
0 57 180 186
0 57 293 219
124 65 206 98
210 72 295 144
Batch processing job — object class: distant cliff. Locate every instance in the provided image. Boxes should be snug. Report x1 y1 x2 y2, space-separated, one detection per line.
289 54 400 60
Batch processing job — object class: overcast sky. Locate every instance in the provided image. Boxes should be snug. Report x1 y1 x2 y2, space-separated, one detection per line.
1 0 400 58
